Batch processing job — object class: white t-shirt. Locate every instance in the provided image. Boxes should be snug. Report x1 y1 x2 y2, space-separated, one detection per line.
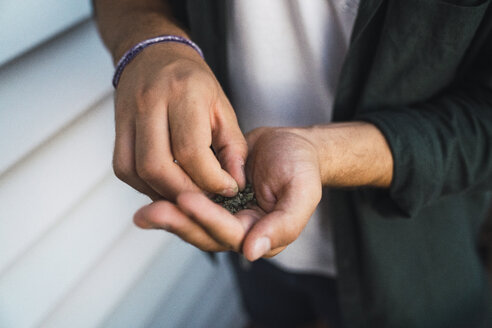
226 0 359 277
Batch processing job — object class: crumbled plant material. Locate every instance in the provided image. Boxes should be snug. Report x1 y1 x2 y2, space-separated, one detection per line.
213 183 257 214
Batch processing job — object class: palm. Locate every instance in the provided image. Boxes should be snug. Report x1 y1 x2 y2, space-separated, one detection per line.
237 128 322 260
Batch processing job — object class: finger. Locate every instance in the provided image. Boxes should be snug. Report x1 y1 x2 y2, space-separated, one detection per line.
264 246 287 258
134 201 226 252
235 208 264 234
212 97 248 190
134 100 200 201
234 209 287 259
168 92 239 196
242 181 321 261
113 106 161 200
177 192 247 251
231 207 285 258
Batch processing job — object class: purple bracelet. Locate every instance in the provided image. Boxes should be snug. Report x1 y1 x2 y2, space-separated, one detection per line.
112 35 204 88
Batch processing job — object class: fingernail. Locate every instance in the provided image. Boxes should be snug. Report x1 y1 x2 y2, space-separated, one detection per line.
250 237 271 261
221 186 238 197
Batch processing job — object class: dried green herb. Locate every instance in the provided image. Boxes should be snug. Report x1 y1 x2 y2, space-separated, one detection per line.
212 183 257 214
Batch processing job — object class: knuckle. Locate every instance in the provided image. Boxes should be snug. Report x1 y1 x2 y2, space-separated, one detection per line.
166 64 216 96
284 222 302 244
220 240 236 251
173 145 199 163
112 159 133 182
136 162 163 182
133 215 152 229
164 63 196 91
160 223 174 233
198 243 220 253
134 87 163 115
167 62 194 82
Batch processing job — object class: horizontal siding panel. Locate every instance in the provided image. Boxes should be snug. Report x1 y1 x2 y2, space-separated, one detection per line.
144 253 218 328
102 242 209 328
175 255 246 328
0 10 246 328
0 175 148 328
0 1 92 66
40 228 174 328
0 20 113 175
0 97 114 273
162 258 218 327
200 273 247 328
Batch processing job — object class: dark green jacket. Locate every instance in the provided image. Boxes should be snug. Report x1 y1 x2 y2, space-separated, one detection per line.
172 0 492 327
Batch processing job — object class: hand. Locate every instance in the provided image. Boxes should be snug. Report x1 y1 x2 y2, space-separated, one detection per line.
133 127 323 261
112 42 247 201
238 127 323 260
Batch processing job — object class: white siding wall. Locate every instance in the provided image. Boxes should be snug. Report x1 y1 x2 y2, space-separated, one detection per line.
0 16 246 328
0 0 92 66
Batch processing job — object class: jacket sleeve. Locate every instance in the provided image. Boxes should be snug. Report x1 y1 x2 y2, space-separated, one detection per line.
356 32 492 218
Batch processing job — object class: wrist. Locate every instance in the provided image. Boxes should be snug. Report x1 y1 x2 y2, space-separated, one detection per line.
282 126 328 182
297 125 334 184
301 122 394 188
108 11 192 64
113 30 193 59
112 35 205 88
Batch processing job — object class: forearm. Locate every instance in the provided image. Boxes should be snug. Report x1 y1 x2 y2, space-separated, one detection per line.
94 0 189 63
304 122 394 188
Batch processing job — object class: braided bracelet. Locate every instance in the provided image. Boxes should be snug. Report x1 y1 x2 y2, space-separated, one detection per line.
112 35 204 88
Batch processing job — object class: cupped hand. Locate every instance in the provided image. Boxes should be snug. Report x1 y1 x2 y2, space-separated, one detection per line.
238 127 323 260
134 126 323 262
112 42 247 201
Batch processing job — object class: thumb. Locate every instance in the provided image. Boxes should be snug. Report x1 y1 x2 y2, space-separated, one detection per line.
241 182 321 262
212 99 248 190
